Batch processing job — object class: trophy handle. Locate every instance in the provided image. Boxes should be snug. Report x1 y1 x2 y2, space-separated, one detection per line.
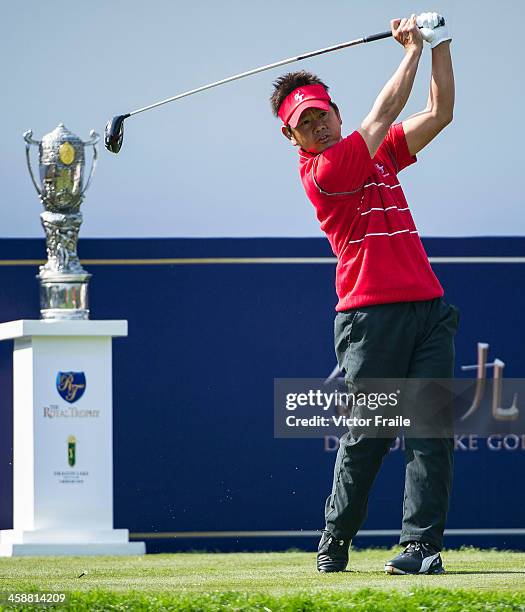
81 130 99 195
23 129 42 196
83 129 99 147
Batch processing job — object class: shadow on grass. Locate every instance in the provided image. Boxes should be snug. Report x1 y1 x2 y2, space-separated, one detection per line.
445 570 525 575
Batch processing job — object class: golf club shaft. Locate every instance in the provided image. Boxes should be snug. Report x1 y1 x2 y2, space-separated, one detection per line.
129 31 392 117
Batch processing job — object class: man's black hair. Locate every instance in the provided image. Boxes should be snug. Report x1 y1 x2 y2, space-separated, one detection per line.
270 70 328 117
270 70 330 118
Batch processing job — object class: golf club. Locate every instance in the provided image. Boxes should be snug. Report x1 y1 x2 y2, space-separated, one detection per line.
105 18 444 154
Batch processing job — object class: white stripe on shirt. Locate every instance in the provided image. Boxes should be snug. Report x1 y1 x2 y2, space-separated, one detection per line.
360 206 410 217
348 228 419 244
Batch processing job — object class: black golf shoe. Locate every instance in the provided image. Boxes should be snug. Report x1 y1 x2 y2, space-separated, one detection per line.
316 530 350 572
384 541 444 575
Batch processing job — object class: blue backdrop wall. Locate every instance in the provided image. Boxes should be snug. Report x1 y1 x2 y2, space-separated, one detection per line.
0 237 524 552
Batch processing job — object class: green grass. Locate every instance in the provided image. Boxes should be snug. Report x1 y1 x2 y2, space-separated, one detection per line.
1 547 524 610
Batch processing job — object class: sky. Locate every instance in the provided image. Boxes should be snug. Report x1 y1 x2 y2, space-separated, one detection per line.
2 0 523 237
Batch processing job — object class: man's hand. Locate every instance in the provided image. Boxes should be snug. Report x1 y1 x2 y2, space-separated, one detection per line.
416 12 452 48
391 14 423 52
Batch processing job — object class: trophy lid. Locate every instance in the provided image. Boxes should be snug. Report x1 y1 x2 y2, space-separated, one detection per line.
42 123 83 146
40 123 85 166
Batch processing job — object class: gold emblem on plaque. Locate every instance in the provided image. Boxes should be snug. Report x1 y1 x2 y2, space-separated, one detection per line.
67 435 77 467
59 141 75 165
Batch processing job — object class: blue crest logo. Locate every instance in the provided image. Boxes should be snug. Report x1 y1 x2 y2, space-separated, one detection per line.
56 372 86 403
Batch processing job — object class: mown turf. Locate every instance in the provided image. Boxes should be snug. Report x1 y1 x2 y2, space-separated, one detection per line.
0 547 524 610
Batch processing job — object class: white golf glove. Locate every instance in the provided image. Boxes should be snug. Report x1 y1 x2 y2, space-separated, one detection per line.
416 12 451 48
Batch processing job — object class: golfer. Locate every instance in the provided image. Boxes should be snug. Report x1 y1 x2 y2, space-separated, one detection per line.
270 13 459 574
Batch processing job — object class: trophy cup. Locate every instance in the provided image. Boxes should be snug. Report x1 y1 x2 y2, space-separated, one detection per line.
23 124 99 319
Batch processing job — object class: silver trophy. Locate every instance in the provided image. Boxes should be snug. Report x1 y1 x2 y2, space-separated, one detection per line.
24 124 99 320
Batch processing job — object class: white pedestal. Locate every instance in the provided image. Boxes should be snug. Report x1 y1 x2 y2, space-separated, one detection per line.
0 320 145 556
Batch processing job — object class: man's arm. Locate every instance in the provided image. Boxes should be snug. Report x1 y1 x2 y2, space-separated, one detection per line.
358 15 423 158
402 41 455 156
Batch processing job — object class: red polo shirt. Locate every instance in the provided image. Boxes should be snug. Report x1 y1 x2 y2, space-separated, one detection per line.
299 123 443 311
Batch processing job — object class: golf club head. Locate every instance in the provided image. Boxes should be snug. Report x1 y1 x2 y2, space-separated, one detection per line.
104 114 129 154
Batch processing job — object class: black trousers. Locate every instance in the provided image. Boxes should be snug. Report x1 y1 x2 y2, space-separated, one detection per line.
326 297 460 550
